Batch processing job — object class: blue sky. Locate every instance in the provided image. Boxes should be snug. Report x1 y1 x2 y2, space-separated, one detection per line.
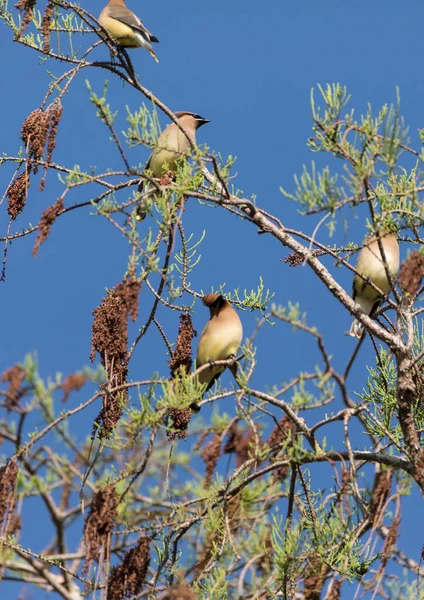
1 1 423 597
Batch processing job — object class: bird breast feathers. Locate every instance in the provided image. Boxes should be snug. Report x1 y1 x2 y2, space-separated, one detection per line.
197 319 242 366
355 241 399 298
101 14 131 34
150 130 192 176
149 147 180 177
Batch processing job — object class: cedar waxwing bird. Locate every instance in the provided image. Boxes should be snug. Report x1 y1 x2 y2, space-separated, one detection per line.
98 0 159 61
136 112 210 220
349 229 400 338
196 294 243 394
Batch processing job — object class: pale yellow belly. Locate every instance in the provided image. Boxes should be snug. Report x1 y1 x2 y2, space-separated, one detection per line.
149 148 180 177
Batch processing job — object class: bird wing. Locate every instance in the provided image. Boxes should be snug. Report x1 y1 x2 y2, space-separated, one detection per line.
198 320 210 342
202 372 222 394
110 6 159 42
138 153 153 194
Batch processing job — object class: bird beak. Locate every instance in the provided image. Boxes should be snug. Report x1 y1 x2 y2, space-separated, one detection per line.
196 117 210 128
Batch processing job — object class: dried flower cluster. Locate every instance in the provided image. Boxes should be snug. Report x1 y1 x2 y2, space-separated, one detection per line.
399 250 424 302
303 552 327 600
107 535 150 599
113 277 142 322
326 579 341 600
161 584 197 600
91 293 128 367
89 277 140 436
369 469 392 525
32 197 64 256
91 291 129 436
7 101 63 221
169 313 196 377
83 485 119 569
41 4 53 52
21 108 48 173
0 458 19 534
381 516 400 565
164 314 197 440
7 172 29 221
61 372 87 402
223 424 256 468
5 513 22 538
1 365 26 410
201 432 221 488
283 249 326 267
14 0 37 37
166 407 192 441
42 101 63 188
266 416 297 481
20 101 63 193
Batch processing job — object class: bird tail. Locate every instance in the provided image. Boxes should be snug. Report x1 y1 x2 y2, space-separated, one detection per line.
348 319 364 338
135 183 156 221
150 50 159 63
348 296 379 338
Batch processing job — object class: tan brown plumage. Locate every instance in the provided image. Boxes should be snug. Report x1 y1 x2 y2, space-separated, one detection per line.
349 229 400 337
98 0 159 61
136 112 210 220
196 294 243 393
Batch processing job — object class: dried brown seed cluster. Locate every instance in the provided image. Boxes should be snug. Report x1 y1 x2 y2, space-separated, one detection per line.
91 292 129 436
32 197 64 257
303 552 327 600
326 579 341 600
83 485 119 568
42 100 63 189
193 532 216 574
14 0 37 36
201 432 221 488
266 416 297 481
267 416 297 452
161 584 197 600
0 458 19 533
7 172 29 221
223 424 256 468
169 314 196 378
61 372 87 402
226 495 241 529
107 535 151 599
1 365 26 410
381 516 399 564
113 277 142 322
159 170 176 187
283 252 305 268
21 101 63 191
193 429 209 452
97 392 127 439
399 250 424 302
41 4 53 52
91 293 129 366
21 109 50 174
340 466 350 498
166 408 192 441
283 249 325 267
5 513 22 537
369 469 392 524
